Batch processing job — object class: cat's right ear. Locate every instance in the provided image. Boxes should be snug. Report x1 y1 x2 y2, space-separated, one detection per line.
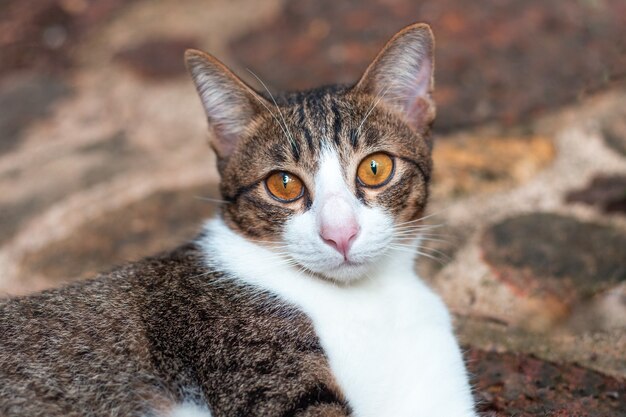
185 50 268 163
353 23 435 131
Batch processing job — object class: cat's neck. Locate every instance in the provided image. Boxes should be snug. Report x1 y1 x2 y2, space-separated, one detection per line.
198 218 419 290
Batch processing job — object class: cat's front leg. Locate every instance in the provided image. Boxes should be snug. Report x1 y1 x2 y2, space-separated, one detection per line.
293 404 352 417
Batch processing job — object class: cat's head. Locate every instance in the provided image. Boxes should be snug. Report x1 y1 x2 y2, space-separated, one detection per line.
186 23 435 282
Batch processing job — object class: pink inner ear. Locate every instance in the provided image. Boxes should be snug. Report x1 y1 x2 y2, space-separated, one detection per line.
405 97 433 128
416 58 432 93
400 59 433 128
212 124 240 158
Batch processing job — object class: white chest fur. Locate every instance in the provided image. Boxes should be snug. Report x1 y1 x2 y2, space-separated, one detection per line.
200 220 476 417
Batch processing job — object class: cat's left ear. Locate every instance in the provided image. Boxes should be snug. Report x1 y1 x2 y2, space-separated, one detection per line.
185 49 268 166
353 23 435 130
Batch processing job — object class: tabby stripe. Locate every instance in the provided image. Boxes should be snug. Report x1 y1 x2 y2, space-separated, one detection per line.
331 99 343 146
399 156 431 182
297 105 315 151
290 138 301 162
224 181 261 204
306 95 327 138
349 128 358 149
281 384 351 417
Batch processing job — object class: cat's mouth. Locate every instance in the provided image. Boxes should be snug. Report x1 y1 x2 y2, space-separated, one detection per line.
305 258 373 283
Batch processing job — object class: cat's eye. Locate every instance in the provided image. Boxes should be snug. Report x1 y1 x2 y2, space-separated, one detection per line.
357 153 394 188
265 171 305 202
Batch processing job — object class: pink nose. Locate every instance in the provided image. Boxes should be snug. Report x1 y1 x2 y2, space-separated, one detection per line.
320 222 359 259
318 197 360 259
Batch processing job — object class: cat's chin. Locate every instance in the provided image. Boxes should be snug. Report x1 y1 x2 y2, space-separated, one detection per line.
312 261 373 284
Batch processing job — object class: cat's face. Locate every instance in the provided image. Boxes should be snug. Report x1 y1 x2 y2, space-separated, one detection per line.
187 24 435 282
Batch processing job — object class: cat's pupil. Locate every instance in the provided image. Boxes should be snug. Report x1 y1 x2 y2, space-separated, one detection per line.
370 160 378 175
282 173 289 189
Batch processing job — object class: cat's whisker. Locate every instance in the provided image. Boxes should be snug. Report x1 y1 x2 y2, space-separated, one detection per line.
390 240 452 254
244 239 295 250
394 219 446 228
194 195 230 205
392 229 450 236
393 218 446 228
393 230 455 239
356 85 391 137
394 207 452 226
247 69 298 149
394 236 452 246
244 70 294 148
413 244 453 262
387 245 447 266
392 226 446 235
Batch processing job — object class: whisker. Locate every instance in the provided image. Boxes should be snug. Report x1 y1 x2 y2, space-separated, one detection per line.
394 208 452 227
387 245 446 265
247 69 297 148
415 244 453 262
194 195 230 205
395 236 452 246
356 85 391 136
393 230 456 239
393 225 443 231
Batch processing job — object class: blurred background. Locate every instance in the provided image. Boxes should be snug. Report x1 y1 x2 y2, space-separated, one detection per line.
0 0 625 415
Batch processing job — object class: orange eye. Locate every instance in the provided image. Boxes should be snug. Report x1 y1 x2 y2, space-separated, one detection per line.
357 153 394 187
265 171 305 202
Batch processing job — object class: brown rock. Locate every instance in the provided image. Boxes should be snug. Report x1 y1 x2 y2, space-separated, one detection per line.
481 213 626 324
19 184 218 286
432 134 555 199
115 37 200 80
0 132 136 245
230 0 626 131
602 108 626 157
0 0 134 75
469 349 626 416
566 175 626 214
0 72 71 154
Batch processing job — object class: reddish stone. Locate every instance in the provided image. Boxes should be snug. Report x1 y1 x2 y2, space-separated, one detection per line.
20 184 218 285
468 349 626 416
481 213 626 304
566 175 626 214
0 72 70 154
602 108 626 157
0 0 134 75
0 132 134 246
230 0 626 131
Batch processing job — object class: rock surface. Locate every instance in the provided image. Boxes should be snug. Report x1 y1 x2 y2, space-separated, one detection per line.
1 0 625 414
230 0 626 131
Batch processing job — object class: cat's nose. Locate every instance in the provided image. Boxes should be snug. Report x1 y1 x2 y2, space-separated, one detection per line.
319 197 359 259
320 224 359 259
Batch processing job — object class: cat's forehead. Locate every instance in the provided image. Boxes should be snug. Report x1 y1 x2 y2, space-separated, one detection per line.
270 90 421 162
278 86 353 144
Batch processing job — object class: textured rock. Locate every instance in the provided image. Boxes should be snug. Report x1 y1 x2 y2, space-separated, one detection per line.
566 175 626 214
0 73 70 154
230 0 626 131
481 213 626 315
115 37 200 80
469 349 626 416
602 108 626 157
19 184 218 285
0 0 134 75
1 1 625 413
0 132 136 245
432 134 555 199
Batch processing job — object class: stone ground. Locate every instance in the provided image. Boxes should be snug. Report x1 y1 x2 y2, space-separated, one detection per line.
1 0 625 415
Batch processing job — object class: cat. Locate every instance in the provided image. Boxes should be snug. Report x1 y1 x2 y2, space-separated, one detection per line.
0 23 476 417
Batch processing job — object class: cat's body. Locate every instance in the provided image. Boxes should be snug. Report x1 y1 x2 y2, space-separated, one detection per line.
0 24 476 416
0 242 347 417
